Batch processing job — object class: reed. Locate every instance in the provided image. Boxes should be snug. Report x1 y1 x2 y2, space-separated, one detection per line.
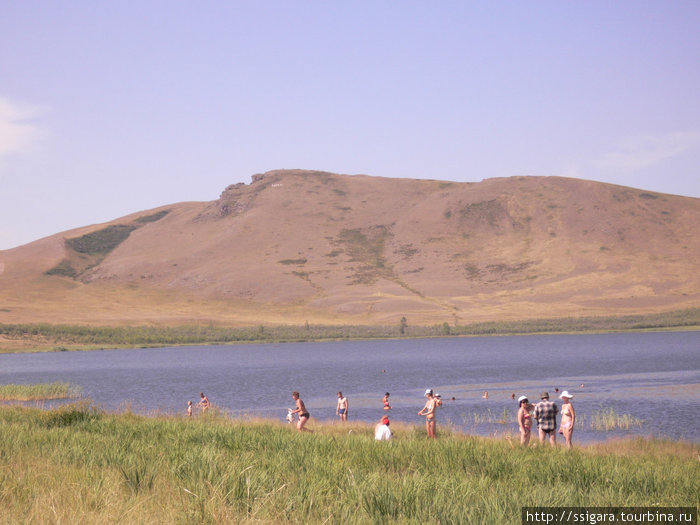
0 404 696 524
0 382 82 400
465 408 511 425
1 307 698 353
589 407 644 431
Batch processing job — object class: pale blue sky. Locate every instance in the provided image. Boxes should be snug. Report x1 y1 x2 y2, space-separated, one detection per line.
1 1 698 249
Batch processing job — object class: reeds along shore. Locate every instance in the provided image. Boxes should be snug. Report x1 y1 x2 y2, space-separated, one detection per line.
0 404 697 524
1 307 698 352
0 381 81 400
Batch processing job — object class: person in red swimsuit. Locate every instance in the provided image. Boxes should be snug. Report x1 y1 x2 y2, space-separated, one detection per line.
517 396 533 446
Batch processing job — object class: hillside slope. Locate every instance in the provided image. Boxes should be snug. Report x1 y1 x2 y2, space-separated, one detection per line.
1 170 698 326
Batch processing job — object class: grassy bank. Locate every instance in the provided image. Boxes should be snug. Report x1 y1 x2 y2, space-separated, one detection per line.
1 308 698 353
0 404 697 524
0 382 82 401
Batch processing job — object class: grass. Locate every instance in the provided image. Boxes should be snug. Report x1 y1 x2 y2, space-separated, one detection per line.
465 408 511 426
0 404 697 524
0 308 698 353
0 382 82 400
589 408 644 431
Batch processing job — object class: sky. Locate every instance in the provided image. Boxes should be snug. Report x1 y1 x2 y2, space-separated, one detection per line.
1 2 699 250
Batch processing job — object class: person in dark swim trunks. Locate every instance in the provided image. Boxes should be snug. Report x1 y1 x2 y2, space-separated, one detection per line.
533 391 558 446
336 391 348 422
291 391 311 432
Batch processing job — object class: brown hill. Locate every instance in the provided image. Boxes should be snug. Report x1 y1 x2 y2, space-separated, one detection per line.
1 170 698 326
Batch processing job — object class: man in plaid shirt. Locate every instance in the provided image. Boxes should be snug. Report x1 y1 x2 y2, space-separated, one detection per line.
534 392 558 446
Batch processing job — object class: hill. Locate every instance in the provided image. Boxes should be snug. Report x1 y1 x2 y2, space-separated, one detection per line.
1 170 698 327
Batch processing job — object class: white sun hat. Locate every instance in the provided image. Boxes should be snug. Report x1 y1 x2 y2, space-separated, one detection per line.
560 391 573 399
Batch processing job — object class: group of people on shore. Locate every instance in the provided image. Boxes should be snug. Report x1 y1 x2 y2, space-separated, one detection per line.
517 391 575 448
191 388 575 447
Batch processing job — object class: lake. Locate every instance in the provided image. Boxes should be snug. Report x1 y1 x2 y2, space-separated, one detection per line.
1 331 698 443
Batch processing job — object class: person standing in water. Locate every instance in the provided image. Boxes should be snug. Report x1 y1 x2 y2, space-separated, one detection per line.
418 389 437 438
336 391 348 422
558 391 576 449
534 392 558 446
198 392 210 413
291 391 310 432
517 396 533 446
187 400 193 417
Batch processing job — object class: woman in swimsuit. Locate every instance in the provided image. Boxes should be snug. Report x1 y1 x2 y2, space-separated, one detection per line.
383 392 391 410
291 391 310 432
517 396 533 446
558 391 575 449
418 389 437 438
198 392 209 413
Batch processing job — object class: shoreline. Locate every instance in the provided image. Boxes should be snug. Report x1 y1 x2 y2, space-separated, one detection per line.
3 401 698 447
1 312 698 354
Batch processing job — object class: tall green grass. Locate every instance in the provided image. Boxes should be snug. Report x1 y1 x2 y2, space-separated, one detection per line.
0 404 697 524
589 408 644 431
0 382 82 400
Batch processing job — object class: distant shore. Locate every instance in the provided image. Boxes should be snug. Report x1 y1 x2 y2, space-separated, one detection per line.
1 308 698 353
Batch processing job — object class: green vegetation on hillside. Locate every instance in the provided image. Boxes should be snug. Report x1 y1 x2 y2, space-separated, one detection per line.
0 404 696 524
0 308 697 353
44 259 78 278
45 210 170 278
65 224 138 255
335 226 393 284
134 210 170 224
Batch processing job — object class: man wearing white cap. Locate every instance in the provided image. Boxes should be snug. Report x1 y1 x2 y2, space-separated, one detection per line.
418 389 437 438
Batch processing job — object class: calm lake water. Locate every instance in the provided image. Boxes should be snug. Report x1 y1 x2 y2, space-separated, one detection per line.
1 331 698 443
